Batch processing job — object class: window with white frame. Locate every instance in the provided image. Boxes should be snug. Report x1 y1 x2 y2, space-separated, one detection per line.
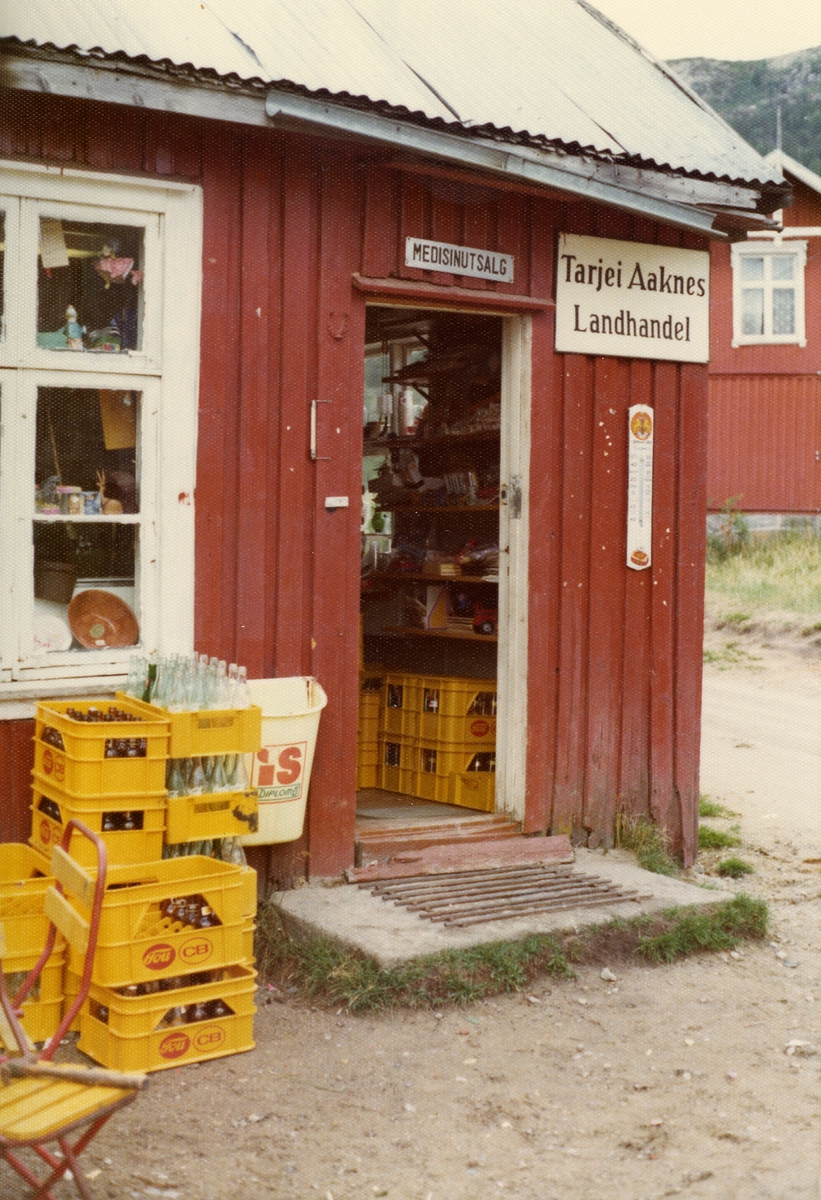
0 164 202 694
731 240 807 347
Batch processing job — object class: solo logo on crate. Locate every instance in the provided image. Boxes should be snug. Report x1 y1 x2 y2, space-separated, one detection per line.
40 747 66 783
159 1031 191 1060
469 719 494 739
252 742 308 802
39 819 54 846
143 943 176 971
142 937 215 972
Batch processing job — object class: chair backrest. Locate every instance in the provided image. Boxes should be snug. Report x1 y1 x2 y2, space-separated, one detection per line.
0 820 108 1063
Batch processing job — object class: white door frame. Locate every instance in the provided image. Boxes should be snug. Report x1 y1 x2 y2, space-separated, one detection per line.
496 314 531 822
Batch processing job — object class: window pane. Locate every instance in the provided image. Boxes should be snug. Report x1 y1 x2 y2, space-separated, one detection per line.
772 288 795 335
740 256 764 281
771 254 794 281
741 288 764 336
33 387 139 654
37 218 144 353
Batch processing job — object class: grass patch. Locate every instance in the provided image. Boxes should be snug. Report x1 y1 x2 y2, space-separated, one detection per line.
615 813 679 876
637 894 768 963
699 824 742 850
717 856 755 879
705 526 821 621
254 906 576 1013
699 796 736 819
703 641 762 669
254 895 770 1011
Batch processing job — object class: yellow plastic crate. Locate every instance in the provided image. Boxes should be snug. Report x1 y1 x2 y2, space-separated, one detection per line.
33 736 167 798
448 770 495 812
64 856 253 988
418 711 496 745
356 762 379 789
1 947 64 1046
416 741 496 778
417 676 497 719
381 674 421 738
79 964 256 1073
36 698 169 764
30 777 166 868
119 694 262 759
165 790 259 844
378 734 416 796
0 844 54 955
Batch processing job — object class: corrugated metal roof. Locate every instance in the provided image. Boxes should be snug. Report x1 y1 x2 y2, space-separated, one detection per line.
1 0 783 188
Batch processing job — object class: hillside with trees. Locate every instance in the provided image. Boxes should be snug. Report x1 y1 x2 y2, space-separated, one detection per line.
671 47 821 176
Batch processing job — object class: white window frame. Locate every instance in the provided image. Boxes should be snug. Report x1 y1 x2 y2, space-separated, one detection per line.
731 240 807 348
0 162 202 702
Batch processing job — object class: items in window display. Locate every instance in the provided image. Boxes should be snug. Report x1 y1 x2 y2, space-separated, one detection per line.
63 305 85 350
67 588 139 649
38 223 144 352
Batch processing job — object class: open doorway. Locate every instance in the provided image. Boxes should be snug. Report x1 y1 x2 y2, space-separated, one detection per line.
358 304 528 832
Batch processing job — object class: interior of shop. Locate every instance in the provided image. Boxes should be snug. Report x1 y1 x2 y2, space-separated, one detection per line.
358 306 504 828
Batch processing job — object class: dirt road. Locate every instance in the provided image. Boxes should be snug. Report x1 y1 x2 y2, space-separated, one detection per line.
7 642 820 1200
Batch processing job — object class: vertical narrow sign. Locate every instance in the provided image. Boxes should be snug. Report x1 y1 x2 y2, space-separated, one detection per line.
627 405 653 570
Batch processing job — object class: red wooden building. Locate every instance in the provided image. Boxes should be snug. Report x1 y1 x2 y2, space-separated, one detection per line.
0 2 786 877
708 150 821 515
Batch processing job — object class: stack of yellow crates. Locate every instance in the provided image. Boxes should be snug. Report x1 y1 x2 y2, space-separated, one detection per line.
377 673 497 811
24 695 262 1073
0 844 63 1043
357 670 383 789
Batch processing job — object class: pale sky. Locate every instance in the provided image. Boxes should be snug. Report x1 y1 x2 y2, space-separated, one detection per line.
591 0 821 61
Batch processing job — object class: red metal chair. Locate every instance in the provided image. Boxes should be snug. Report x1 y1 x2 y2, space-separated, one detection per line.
0 819 147 1199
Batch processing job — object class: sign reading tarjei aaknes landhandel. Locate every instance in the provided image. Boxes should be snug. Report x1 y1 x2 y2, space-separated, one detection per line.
555 233 710 363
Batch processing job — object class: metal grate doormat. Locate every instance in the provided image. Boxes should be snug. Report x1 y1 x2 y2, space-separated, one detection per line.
360 863 650 927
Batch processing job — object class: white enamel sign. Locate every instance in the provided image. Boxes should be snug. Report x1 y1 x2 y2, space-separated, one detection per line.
405 237 514 283
555 233 710 362
627 405 654 571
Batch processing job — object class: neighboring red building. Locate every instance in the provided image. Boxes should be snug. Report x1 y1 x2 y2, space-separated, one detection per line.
708 150 821 515
0 3 786 877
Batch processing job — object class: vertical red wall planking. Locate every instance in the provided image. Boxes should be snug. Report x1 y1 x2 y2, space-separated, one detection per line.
234 130 277 677
306 152 365 876
399 175 430 280
674 361 708 865
495 192 531 297
362 165 401 280
551 353 594 838
196 124 243 654
0 722 34 845
618 358 653 819
429 192 462 287
524 198 563 832
460 202 493 292
261 141 286 668
582 356 630 844
274 143 321 674
647 359 679 848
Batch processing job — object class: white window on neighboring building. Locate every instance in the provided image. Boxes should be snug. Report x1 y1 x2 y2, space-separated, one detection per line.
731 240 807 347
0 164 202 699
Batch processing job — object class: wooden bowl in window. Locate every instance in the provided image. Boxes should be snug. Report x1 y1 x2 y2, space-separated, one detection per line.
67 590 139 649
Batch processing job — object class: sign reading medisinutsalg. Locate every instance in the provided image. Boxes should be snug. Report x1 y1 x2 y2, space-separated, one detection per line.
555 233 710 363
405 237 514 283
